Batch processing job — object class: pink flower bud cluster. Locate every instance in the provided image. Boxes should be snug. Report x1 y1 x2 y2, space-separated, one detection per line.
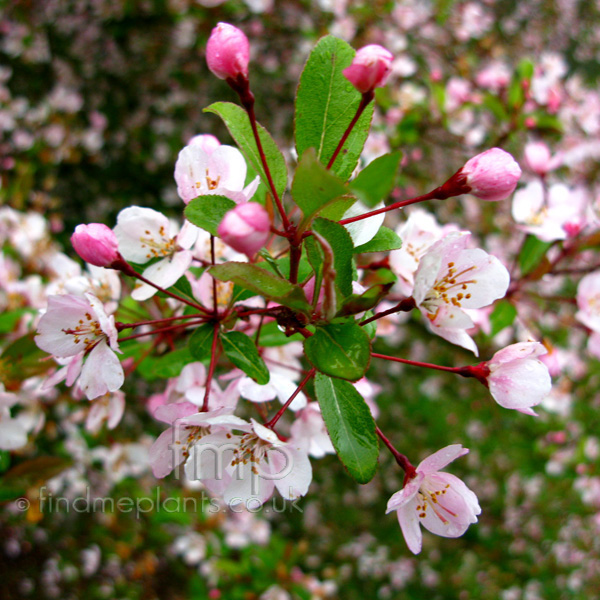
71 223 120 267
217 202 271 257
343 45 393 94
206 23 250 81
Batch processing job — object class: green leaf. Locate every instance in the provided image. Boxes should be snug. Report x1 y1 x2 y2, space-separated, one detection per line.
361 310 377 339
304 235 325 301
314 373 378 483
158 275 195 303
489 301 517 336
205 102 288 199
304 322 371 381
188 323 216 361
0 308 35 334
221 331 270 384
209 262 311 313
517 58 534 80
0 333 49 385
257 321 303 346
337 282 394 316
349 151 402 208
137 347 193 381
312 218 354 298
292 148 354 226
295 35 374 181
518 235 554 276
184 195 236 236
353 226 402 254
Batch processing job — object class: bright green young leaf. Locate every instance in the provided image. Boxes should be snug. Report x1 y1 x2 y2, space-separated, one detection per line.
292 149 353 225
518 235 554 276
221 331 270 384
209 262 311 313
184 195 236 236
157 275 196 304
304 322 371 381
349 151 402 208
312 218 354 298
314 373 379 483
205 102 288 199
489 301 517 336
188 323 216 361
0 308 35 334
295 35 374 181
353 226 402 254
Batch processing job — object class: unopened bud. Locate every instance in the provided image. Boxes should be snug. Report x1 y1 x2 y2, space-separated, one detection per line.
217 202 270 257
436 148 522 202
343 44 393 94
206 23 250 81
71 223 120 267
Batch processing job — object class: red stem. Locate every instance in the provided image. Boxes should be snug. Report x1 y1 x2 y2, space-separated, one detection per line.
326 91 374 170
375 425 416 478
359 297 416 327
338 190 438 226
116 313 206 331
265 368 316 429
118 320 206 342
202 323 221 412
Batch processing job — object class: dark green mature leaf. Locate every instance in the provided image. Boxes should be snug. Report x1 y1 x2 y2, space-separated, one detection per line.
292 149 353 226
221 331 270 384
184 195 236 236
314 373 378 483
188 323 216 361
353 226 402 254
518 235 553 276
295 35 374 181
489 301 518 336
209 263 311 313
304 322 371 381
312 218 354 298
205 102 288 199
349 151 402 208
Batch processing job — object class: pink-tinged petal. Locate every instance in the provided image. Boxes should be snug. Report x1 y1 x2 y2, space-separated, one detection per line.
153 401 198 424
65 353 84 386
490 341 547 365
396 497 423 554
131 251 193 301
251 419 282 445
106 392 126 429
209 145 247 191
418 473 480 538
488 359 551 411
446 249 510 309
272 446 312 500
177 221 199 250
113 206 173 264
417 444 469 474
149 427 183 478
184 431 238 488
386 473 424 513
36 294 93 357
239 377 278 402
426 305 479 355
223 465 275 507
79 341 124 400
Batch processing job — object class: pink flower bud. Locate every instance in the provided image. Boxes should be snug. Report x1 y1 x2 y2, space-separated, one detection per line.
460 148 522 201
524 141 562 176
217 202 270 257
342 44 393 94
71 223 120 267
206 23 250 81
